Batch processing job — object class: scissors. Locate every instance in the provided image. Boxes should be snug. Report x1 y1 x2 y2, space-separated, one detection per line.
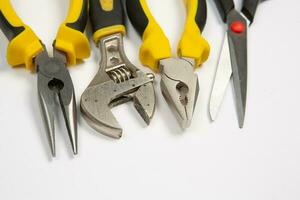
210 0 265 128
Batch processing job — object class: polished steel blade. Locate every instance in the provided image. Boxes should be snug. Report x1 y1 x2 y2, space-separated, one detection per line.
209 33 232 121
227 10 248 128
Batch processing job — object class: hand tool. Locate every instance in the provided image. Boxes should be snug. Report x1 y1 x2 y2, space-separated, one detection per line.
209 0 264 128
126 0 210 129
0 0 90 156
80 0 155 138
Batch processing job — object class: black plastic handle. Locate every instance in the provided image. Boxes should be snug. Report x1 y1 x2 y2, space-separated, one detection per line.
242 0 261 24
126 0 207 36
125 0 149 37
195 0 208 31
0 11 25 41
66 0 88 33
89 0 125 34
213 0 235 22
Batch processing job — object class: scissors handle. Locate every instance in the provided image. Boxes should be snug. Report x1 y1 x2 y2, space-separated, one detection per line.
213 0 234 22
242 0 261 24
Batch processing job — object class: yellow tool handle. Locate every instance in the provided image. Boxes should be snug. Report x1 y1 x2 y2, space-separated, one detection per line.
178 0 210 67
125 0 172 72
0 0 43 71
54 0 90 65
89 0 126 44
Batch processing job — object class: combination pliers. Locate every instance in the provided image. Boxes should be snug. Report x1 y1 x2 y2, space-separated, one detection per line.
126 0 210 128
0 0 90 156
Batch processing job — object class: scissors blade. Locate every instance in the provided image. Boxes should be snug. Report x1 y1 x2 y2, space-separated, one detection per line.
227 10 248 128
209 33 232 121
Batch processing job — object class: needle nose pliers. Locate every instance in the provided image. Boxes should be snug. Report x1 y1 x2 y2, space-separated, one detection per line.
126 0 210 128
0 0 90 156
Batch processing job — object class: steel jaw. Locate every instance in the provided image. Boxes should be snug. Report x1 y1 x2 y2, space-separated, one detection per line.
36 49 77 157
80 33 155 138
160 58 199 129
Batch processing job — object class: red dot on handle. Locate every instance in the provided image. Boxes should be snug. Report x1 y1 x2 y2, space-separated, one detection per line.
230 21 245 34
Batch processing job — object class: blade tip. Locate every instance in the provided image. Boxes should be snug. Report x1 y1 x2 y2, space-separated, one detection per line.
50 148 56 157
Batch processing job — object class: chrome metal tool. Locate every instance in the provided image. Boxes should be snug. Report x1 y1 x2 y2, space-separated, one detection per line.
80 0 155 138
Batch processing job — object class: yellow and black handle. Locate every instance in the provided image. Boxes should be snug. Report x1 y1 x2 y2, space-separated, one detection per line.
0 0 90 71
54 0 90 65
125 0 171 72
177 0 210 67
89 0 126 44
126 0 210 71
0 0 43 70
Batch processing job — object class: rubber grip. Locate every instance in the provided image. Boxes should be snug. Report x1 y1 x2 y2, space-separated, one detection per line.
0 0 43 70
54 0 90 65
89 0 126 44
242 0 260 24
126 0 171 72
178 0 210 67
213 0 235 22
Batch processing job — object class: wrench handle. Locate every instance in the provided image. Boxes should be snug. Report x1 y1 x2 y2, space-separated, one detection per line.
89 0 125 44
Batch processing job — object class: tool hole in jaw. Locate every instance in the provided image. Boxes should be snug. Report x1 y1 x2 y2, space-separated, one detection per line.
48 78 64 92
176 82 189 106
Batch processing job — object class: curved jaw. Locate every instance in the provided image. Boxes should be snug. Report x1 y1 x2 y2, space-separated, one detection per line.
160 58 199 129
80 75 155 138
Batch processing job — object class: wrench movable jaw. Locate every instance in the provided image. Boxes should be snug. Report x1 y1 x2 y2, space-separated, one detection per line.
80 74 155 138
133 82 156 125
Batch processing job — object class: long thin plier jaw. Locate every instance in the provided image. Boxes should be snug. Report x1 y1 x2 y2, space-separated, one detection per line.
36 50 77 157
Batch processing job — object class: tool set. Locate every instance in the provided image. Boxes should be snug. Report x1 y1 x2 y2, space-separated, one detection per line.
0 0 266 157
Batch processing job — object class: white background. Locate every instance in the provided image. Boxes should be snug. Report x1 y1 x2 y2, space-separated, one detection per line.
0 0 299 199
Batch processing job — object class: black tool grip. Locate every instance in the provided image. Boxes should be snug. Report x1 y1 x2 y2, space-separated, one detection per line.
66 0 88 33
213 0 235 22
195 0 208 31
242 0 260 24
89 0 125 34
125 0 149 37
0 11 25 41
